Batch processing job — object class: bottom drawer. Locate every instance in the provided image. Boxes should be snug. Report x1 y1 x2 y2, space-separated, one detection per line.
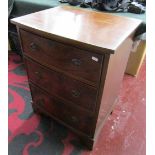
30 83 94 136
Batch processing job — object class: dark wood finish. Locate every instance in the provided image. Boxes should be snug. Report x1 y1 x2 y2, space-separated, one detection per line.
20 29 103 86
30 83 95 136
11 6 142 150
25 58 98 112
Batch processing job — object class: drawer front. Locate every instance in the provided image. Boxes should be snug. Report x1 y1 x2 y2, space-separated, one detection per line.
20 29 103 85
25 59 97 112
30 83 94 136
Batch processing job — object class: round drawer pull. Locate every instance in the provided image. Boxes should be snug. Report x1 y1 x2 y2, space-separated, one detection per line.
71 116 78 122
30 42 37 50
71 90 80 98
37 99 44 106
35 71 39 74
71 58 81 66
34 71 42 78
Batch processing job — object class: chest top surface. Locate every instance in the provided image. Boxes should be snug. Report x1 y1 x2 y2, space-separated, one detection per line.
11 6 141 53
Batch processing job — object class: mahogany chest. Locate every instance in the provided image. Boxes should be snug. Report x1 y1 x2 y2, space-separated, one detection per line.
11 6 141 149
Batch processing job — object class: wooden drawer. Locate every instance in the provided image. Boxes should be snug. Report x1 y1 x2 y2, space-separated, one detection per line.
30 83 94 136
25 59 98 112
20 29 103 85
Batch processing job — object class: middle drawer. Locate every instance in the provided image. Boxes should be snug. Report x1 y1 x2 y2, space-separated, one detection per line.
25 59 98 112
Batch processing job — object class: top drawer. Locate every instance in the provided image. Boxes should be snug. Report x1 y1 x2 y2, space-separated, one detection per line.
20 29 103 86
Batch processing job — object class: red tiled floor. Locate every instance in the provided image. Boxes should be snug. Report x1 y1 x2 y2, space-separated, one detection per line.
82 60 146 155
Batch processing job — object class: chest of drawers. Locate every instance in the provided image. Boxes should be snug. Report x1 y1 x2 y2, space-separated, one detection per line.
11 6 142 149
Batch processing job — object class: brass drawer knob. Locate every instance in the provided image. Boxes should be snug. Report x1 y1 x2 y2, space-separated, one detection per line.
71 116 78 122
30 42 37 50
37 99 44 106
35 71 39 74
71 90 80 98
34 71 42 78
71 58 81 66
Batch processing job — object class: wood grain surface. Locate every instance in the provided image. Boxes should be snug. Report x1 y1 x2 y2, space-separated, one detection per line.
25 58 98 112
11 6 142 53
11 6 142 149
20 29 103 86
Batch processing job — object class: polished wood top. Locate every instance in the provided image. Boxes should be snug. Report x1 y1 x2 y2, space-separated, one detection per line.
11 6 142 53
